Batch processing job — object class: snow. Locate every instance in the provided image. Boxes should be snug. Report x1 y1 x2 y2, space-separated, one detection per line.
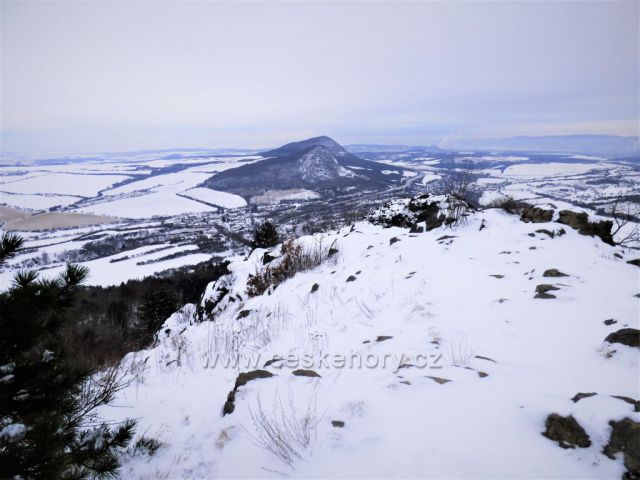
421 172 441 184
0 192 82 210
181 188 247 208
101 202 639 478
502 162 616 178
0 173 129 197
0 244 211 288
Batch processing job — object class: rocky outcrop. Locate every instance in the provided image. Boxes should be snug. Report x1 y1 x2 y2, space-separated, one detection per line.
535 284 560 299
543 269 569 277
223 370 275 415
368 194 469 231
521 206 553 223
605 328 640 348
542 414 591 449
603 418 640 480
557 210 614 245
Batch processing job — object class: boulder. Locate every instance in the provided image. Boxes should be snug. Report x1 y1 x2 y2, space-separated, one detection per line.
627 259 640 268
605 328 640 348
310 283 319 293
603 418 640 480
331 420 345 428
558 210 614 245
543 269 569 277
604 319 617 326
521 206 553 223
535 284 560 299
542 414 591 449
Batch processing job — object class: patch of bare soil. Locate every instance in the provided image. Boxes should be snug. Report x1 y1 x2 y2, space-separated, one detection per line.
0 207 118 231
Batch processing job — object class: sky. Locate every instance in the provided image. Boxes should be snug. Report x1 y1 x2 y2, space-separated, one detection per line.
1 0 638 155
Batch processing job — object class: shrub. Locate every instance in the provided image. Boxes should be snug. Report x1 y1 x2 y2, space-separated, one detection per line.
247 239 337 297
487 196 528 215
252 222 279 249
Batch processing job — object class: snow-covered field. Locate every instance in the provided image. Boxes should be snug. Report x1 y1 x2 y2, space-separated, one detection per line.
501 162 616 178
102 200 639 478
0 154 262 214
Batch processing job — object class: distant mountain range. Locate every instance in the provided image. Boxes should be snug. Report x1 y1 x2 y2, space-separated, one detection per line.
439 135 639 157
203 136 404 198
346 144 444 154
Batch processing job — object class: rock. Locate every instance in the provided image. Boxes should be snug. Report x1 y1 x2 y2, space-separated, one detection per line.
490 274 504 279
605 328 640 348
236 309 251 319
535 229 555 238
262 252 277 265
425 376 451 384
571 392 598 403
557 210 614 245
520 206 553 223
390 237 401 245
409 225 424 233
603 418 640 479
437 235 457 241
222 391 237 416
376 335 394 342
234 369 274 389
331 420 345 428
263 357 283 368
477 371 489 378
543 268 569 277
223 370 275 415
542 413 591 449
475 355 497 363
604 319 617 326
611 396 640 412
346 275 357 282
310 283 319 293
627 259 640 268
292 369 321 378
535 284 560 299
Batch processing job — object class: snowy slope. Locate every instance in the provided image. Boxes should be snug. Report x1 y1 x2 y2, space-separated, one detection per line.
103 198 639 479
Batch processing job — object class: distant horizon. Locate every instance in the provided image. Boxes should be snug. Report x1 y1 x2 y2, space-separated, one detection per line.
1 132 638 162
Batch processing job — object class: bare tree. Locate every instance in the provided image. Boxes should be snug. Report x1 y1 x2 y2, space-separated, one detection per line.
443 160 475 200
607 199 640 248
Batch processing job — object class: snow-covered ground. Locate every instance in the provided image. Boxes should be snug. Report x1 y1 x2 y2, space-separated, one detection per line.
102 200 639 478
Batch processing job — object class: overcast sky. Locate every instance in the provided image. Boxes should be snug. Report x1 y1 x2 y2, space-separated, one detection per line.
1 0 638 155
